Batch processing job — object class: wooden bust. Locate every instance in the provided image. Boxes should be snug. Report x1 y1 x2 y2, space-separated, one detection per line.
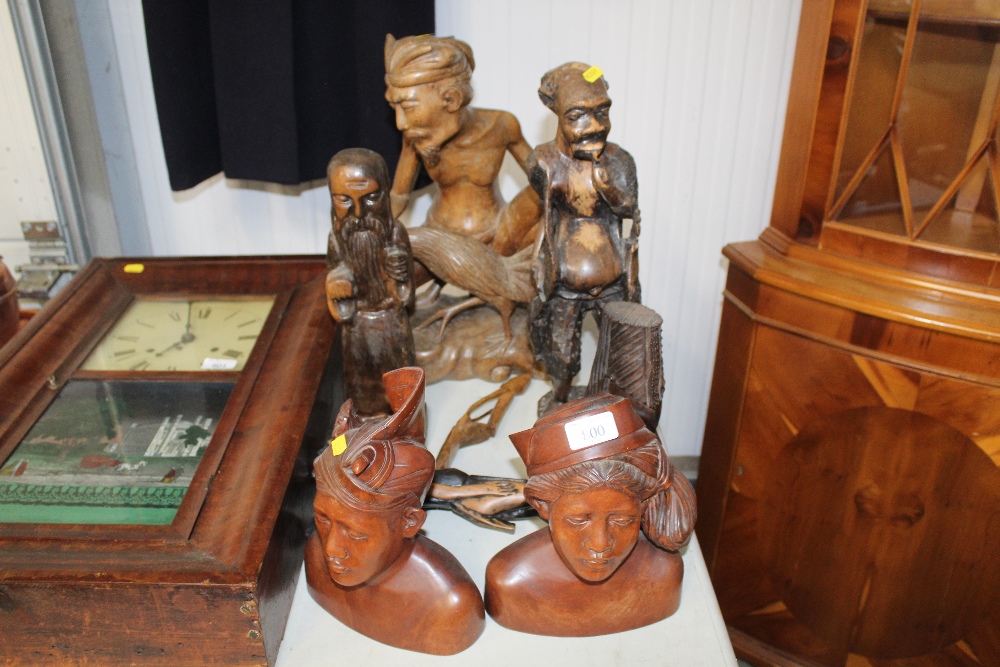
527 63 641 404
305 367 485 655
325 148 416 418
485 394 696 636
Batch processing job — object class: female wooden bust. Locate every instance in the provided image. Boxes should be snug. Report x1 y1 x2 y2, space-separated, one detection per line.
305 367 485 655
485 394 696 636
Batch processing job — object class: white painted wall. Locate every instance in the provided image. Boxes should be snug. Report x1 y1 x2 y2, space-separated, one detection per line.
0 0 57 278
103 0 801 455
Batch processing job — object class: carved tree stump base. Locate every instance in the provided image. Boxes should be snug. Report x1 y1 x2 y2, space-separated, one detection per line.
413 296 541 384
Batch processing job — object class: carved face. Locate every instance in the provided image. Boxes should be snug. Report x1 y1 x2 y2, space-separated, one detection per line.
553 80 612 162
548 485 641 582
313 491 418 588
329 165 388 229
385 84 462 158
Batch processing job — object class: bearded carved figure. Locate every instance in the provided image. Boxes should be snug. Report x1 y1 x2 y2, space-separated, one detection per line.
305 367 485 655
485 393 696 636
325 148 416 418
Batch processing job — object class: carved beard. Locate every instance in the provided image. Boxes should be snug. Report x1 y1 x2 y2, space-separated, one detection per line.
342 214 390 305
417 145 442 168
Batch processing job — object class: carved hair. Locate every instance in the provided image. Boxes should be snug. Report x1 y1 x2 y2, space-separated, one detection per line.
313 368 433 513
524 441 696 552
314 434 434 514
384 34 474 108
538 61 610 112
326 147 390 189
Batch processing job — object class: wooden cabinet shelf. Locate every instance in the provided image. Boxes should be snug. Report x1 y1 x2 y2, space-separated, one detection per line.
697 1 1000 665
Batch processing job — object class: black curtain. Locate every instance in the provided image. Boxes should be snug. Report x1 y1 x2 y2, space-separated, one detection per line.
142 0 434 191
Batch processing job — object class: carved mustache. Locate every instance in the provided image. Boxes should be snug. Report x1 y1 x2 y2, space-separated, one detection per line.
572 132 607 145
342 214 386 236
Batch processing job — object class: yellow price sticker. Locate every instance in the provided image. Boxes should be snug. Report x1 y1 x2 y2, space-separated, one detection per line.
582 65 604 83
330 434 348 456
123 263 145 274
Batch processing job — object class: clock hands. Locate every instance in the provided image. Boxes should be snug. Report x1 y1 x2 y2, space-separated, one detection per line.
155 341 184 357
181 302 195 344
156 303 197 357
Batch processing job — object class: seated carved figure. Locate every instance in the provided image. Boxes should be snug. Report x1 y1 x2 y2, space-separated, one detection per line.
384 34 542 355
305 367 485 655
384 33 540 252
485 394 696 636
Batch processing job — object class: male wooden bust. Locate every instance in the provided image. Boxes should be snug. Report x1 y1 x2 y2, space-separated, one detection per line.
305 367 485 655
485 394 696 636
384 33 540 253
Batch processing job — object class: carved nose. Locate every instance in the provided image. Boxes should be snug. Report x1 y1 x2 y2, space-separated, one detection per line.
324 536 349 559
586 528 614 555
585 115 607 133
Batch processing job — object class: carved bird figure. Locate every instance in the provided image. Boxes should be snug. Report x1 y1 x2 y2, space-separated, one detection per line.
408 226 535 339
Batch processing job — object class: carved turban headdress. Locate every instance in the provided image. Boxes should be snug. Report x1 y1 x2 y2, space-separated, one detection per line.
314 367 434 511
384 33 475 88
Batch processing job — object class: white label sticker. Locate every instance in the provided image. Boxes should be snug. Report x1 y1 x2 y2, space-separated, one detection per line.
564 411 619 450
201 357 238 370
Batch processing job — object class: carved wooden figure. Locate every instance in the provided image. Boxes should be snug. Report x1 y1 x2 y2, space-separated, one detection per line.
325 148 416 418
528 63 641 405
485 393 696 636
408 226 534 339
383 34 541 380
305 367 485 655
384 34 540 254
425 468 536 533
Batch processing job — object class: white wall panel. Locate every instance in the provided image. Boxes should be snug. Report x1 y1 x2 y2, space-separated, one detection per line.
106 0 801 455
0 0 57 277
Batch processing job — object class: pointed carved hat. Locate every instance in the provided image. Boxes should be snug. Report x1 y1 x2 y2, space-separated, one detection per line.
314 367 434 511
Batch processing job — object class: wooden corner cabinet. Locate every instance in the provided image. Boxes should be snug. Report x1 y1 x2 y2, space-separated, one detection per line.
0 257 340 666
696 1 1000 666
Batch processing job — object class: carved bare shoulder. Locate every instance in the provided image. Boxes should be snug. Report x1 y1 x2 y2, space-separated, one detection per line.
463 108 522 147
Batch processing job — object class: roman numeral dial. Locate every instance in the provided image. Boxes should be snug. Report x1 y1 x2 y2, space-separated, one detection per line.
81 297 274 372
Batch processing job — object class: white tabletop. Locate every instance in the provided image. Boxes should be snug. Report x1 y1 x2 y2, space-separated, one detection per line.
277 376 737 666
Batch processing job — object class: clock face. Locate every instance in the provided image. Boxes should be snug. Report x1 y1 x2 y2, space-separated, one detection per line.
81 298 274 372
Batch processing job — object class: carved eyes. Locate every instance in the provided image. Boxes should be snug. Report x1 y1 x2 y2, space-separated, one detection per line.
564 107 609 123
315 514 367 540
333 192 382 209
563 515 636 527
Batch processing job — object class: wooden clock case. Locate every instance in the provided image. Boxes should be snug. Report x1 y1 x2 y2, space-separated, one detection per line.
0 257 341 666
697 1 1000 666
